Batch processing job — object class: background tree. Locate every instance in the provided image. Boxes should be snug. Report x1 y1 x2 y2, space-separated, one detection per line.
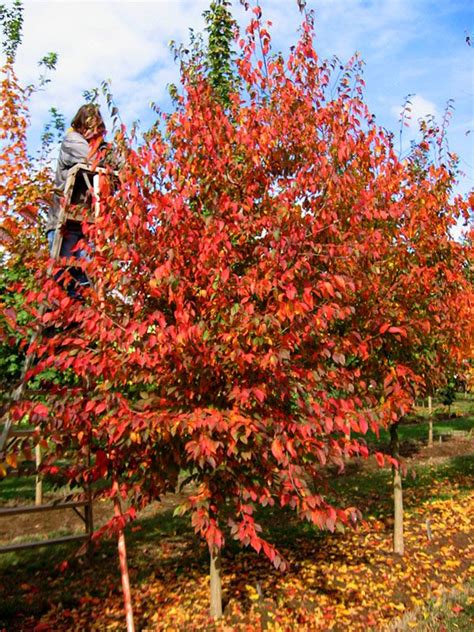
203 0 238 106
0 1 61 402
0 0 23 62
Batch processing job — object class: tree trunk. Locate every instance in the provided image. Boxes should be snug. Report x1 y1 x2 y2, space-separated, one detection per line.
428 395 433 447
209 545 223 619
114 496 135 632
390 421 404 555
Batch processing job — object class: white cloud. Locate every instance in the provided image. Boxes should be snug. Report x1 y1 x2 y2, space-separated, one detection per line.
390 94 439 127
14 0 212 141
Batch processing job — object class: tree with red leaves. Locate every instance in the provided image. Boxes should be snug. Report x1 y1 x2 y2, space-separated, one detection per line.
2 1 472 624
0 2 53 402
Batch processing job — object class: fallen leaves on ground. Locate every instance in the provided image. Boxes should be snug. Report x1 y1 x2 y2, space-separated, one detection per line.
3 465 471 632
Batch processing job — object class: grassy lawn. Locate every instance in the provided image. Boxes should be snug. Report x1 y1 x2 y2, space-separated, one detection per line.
0 471 59 502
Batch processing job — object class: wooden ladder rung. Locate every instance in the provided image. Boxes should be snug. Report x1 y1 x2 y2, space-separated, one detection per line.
0 533 88 554
0 500 88 517
7 428 37 438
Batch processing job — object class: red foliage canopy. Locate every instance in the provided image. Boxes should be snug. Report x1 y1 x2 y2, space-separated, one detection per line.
2 12 472 566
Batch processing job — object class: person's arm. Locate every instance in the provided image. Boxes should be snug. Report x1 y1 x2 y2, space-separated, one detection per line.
60 131 91 168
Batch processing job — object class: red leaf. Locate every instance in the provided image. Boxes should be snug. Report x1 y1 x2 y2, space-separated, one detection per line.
321 281 335 297
388 326 407 337
221 267 230 283
271 438 284 462
95 401 107 414
375 452 385 467
32 403 48 417
95 450 108 468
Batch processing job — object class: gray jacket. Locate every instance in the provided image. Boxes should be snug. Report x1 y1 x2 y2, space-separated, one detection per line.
46 129 90 232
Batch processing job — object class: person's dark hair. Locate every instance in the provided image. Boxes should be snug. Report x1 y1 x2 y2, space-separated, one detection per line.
71 104 105 138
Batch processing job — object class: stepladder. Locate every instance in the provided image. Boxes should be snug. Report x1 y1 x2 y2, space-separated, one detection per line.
0 163 113 554
50 162 108 260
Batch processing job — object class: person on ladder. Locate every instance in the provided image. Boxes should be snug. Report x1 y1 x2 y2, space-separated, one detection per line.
46 104 106 299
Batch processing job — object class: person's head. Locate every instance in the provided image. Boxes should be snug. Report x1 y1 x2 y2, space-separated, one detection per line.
71 104 106 141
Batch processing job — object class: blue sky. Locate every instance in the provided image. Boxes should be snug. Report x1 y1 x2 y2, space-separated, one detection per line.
8 0 474 196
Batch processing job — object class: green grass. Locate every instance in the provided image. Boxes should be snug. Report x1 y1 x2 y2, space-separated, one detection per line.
368 415 474 446
387 583 474 631
0 473 58 502
362 395 474 447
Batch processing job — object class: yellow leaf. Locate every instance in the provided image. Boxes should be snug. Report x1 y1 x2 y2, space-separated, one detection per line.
444 559 460 569
245 584 260 601
6 453 17 468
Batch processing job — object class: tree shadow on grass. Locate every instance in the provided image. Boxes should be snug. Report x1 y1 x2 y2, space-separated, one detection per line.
0 501 339 629
0 509 192 628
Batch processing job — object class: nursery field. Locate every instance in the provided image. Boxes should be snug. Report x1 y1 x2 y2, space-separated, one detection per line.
0 399 473 631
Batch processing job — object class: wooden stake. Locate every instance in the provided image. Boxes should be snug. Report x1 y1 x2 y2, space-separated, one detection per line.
428 395 433 447
390 421 404 556
85 445 94 557
114 494 135 632
425 518 433 541
35 444 42 506
393 467 404 555
209 545 223 619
